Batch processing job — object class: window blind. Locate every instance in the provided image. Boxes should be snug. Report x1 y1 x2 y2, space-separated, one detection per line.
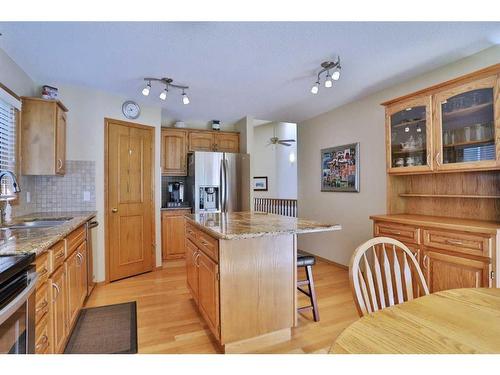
0 97 17 196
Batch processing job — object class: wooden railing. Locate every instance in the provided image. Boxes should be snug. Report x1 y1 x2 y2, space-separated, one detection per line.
253 198 298 217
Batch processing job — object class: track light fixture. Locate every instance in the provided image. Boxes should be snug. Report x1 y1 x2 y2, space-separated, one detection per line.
141 77 190 104
310 57 341 95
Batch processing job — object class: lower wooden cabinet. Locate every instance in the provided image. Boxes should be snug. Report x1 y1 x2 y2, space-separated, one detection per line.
186 239 199 302
185 237 220 340
161 210 188 260
422 249 491 292
371 215 497 294
50 265 67 354
197 251 220 340
33 223 92 354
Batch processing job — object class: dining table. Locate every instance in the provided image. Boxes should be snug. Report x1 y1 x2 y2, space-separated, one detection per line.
330 288 500 354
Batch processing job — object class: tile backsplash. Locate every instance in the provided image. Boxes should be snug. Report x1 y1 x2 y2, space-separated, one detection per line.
13 160 96 216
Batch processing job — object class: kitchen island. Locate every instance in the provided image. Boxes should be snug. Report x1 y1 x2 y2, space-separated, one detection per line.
184 211 341 353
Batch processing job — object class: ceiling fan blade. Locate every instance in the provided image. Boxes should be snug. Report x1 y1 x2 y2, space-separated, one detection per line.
278 142 292 146
279 139 296 143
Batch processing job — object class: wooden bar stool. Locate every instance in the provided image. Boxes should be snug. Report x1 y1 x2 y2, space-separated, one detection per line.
297 251 320 322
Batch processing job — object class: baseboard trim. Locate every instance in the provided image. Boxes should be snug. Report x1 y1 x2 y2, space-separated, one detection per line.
297 249 348 270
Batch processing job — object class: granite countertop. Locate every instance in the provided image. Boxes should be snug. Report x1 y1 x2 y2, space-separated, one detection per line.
0 211 97 257
185 211 341 240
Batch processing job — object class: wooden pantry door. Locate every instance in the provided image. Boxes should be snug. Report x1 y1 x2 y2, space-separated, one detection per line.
105 118 155 282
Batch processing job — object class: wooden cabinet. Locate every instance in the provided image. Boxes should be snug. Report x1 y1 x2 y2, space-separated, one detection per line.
422 249 491 292
197 251 220 339
385 96 433 173
383 65 500 175
50 265 67 354
21 97 68 175
186 239 199 302
433 75 499 171
161 128 240 176
371 215 497 294
189 131 215 152
65 250 80 328
161 210 188 260
161 129 188 176
34 221 91 354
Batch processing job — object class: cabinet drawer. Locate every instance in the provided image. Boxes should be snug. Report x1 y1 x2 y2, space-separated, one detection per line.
35 282 50 323
423 229 491 258
49 240 66 271
374 222 420 244
35 314 51 354
35 252 51 288
196 230 219 262
186 223 197 243
67 225 86 256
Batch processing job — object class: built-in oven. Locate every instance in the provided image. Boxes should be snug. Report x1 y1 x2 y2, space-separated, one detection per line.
0 253 37 354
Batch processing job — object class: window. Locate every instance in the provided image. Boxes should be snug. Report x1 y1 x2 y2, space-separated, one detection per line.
0 86 21 197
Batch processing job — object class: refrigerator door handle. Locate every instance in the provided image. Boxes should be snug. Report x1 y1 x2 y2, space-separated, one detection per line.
223 158 229 213
220 158 225 212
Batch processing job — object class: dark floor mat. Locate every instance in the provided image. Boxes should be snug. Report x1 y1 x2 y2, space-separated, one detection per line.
64 301 137 354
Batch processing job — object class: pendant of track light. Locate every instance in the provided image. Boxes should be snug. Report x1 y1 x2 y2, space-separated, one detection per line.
182 90 190 105
159 86 168 101
324 72 333 88
309 56 341 95
142 81 151 96
141 77 190 104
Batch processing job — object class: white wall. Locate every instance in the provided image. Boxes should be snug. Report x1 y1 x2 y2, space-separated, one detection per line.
55 84 162 281
253 122 297 199
0 48 36 97
297 45 500 266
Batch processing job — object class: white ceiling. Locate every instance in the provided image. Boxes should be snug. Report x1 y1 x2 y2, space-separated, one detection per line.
1 22 499 124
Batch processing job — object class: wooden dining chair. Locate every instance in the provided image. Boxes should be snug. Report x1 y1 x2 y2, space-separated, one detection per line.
349 237 429 317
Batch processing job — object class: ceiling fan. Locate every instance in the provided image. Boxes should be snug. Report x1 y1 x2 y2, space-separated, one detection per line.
268 136 296 147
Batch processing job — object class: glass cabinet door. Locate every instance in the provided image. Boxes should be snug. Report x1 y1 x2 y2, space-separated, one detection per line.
387 97 432 173
435 76 498 170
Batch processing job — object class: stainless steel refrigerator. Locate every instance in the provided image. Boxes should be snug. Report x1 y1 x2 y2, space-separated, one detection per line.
187 151 250 213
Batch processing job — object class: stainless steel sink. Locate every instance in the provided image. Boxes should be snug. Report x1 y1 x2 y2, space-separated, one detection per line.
1 217 73 230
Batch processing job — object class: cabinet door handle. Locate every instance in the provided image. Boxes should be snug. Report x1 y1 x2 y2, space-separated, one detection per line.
200 240 209 246
112 208 118 213
55 251 65 259
426 152 431 166
57 159 63 170
435 152 441 167
422 254 429 270
195 253 201 267
76 253 83 266
52 283 60 299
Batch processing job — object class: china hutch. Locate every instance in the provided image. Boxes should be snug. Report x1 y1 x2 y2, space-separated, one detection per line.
372 63 500 294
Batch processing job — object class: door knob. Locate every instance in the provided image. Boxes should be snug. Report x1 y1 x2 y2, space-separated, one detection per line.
112 208 118 213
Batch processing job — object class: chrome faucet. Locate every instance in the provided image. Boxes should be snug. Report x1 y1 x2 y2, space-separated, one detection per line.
0 170 21 196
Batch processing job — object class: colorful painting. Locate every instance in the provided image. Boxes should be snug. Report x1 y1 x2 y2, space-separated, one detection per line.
321 143 359 192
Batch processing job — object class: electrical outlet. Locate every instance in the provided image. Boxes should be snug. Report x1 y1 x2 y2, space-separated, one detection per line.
83 191 91 202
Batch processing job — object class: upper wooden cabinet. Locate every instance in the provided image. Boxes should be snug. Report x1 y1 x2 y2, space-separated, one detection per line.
161 129 188 176
21 97 68 175
189 130 240 152
189 131 215 152
214 132 239 153
383 66 500 175
161 128 240 175
433 76 499 171
386 96 433 173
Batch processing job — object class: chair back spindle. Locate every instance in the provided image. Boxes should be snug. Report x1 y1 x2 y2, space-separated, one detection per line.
349 237 429 317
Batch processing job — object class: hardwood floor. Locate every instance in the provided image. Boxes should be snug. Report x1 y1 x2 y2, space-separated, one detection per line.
84 259 359 353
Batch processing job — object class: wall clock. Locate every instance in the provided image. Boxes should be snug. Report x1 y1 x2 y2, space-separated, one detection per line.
122 100 141 119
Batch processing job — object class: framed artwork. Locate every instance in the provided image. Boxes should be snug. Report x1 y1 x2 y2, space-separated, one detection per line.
253 176 268 191
321 142 360 192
